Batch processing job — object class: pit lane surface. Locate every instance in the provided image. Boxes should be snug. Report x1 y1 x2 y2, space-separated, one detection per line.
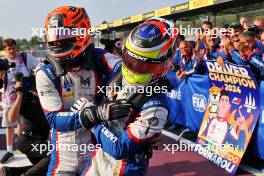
0 122 259 176
147 130 257 176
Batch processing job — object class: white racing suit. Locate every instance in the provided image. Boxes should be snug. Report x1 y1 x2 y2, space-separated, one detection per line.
35 48 121 176
81 81 171 176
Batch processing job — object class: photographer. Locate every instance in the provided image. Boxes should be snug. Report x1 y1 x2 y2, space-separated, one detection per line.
0 38 39 164
0 60 50 176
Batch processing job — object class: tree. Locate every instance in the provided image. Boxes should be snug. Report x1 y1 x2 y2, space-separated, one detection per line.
0 37 3 50
29 36 39 47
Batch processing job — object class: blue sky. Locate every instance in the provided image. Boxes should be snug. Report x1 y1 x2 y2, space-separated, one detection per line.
0 0 187 39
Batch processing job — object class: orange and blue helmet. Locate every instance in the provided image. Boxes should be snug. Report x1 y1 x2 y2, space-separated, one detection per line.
45 6 92 64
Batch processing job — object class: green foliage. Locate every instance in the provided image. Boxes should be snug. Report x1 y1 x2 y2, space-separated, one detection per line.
0 37 3 50
0 36 41 51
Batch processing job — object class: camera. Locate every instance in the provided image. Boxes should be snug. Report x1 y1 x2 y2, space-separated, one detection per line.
0 59 16 71
0 59 16 89
14 72 36 93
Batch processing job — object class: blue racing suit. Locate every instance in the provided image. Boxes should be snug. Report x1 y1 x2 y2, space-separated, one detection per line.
173 50 203 75
81 85 170 176
228 45 264 80
35 48 122 175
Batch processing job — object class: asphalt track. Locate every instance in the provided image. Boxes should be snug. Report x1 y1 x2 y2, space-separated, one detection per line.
147 131 256 176
0 121 261 176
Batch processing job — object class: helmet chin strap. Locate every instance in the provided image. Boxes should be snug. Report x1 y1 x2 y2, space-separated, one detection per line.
45 56 69 77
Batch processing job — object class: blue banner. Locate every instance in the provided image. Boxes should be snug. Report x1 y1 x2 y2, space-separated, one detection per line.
248 81 264 159
166 62 264 161
166 71 210 132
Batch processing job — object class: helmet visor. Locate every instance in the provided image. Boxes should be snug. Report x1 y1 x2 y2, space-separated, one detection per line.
122 49 167 74
122 65 152 84
46 28 77 42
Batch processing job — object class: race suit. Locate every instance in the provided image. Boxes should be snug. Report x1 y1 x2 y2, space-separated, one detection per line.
81 82 170 176
35 48 122 175
227 44 264 80
173 50 203 75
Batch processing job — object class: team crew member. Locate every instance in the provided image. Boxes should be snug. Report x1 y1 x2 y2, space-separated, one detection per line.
174 41 203 79
74 17 177 176
35 6 130 175
226 31 264 80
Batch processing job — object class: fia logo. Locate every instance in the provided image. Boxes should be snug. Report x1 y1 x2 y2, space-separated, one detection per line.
192 93 207 112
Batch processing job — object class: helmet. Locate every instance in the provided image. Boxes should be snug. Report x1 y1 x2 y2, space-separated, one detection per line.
122 17 177 85
44 6 92 74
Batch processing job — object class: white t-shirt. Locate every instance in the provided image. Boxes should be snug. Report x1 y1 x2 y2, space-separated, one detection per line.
1 52 39 111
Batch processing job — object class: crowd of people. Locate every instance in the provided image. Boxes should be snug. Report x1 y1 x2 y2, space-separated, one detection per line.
0 5 263 176
173 18 264 81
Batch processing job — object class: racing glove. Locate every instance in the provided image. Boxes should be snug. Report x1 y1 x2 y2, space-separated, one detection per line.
71 98 132 129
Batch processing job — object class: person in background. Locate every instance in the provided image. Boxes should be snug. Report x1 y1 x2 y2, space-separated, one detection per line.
240 16 250 31
174 41 203 80
0 38 39 164
196 21 214 50
224 31 264 80
228 22 243 43
0 63 50 176
203 31 221 60
113 39 123 57
261 31 264 46
214 23 244 66
253 17 264 32
201 21 213 34
100 38 123 57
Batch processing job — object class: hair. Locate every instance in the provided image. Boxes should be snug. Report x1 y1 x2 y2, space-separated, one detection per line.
3 38 16 49
254 17 264 23
179 40 192 47
239 31 255 40
201 21 213 28
100 38 121 54
220 90 230 102
228 23 243 31
179 34 185 41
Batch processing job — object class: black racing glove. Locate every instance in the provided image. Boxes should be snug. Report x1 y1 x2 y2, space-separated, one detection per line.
71 98 132 129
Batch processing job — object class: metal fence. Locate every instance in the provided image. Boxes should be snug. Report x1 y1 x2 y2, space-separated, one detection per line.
94 1 264 47
176 1 264 40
